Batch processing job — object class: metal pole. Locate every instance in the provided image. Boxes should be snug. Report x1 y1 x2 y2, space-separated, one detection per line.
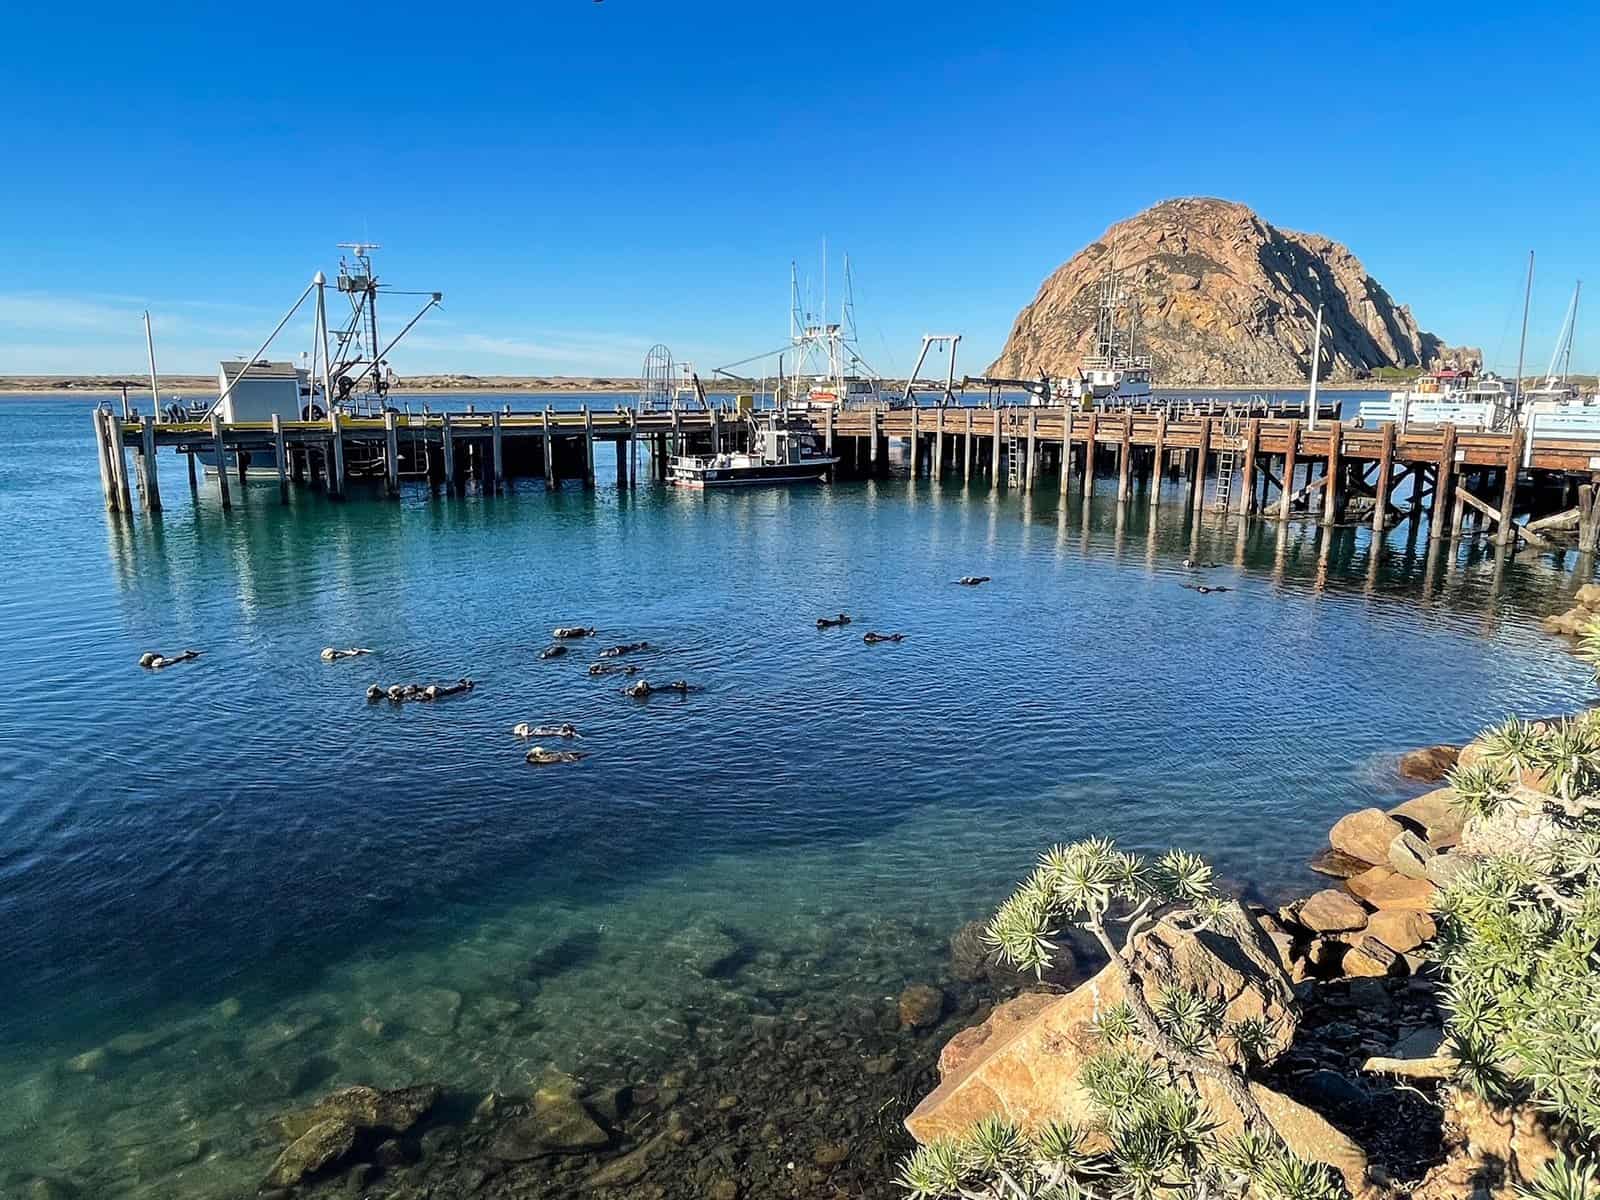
143 311 160 418
1513 250 1534 412
1306 304 1323 432
317 276 335 430
202 279 318 419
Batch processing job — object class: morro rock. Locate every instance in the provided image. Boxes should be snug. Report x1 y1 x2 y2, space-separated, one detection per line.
989 197 1473 385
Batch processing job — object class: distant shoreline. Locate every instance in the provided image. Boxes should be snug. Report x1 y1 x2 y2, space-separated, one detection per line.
1 374 1402 399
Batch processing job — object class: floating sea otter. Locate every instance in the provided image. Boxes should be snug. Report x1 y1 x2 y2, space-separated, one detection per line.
599 641 650 658
1181 558 1221 569
526 745 587 765
1181 584 1231 595
367 678 476 703
862 632 905 644
538 644 569 660
320 647 372 662
139 649 201 670
622 679 697 698
816 613 852 629
513 722 580 739
588 662 641 677
955 576 991 586
552 626 596 639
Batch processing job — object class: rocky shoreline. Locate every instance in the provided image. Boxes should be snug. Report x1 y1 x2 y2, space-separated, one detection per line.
128 742 1493 1200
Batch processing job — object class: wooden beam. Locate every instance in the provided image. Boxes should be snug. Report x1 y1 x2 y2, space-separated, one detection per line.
1150 410 1167 507
109 414 134 513
385 411 401 497
1495 426 1525 546
1026 409 1039 492
1278 418 1299 521
93 409 117 510
1117 411 1133 503
1321 424 1342 525
964 408 974 481
933 406 944 476
990 408 1001 480
1060 406 1075 496
210 413 232 509
1238 417 1259 515
272 413 288 504
1081 410 1098 497
911 405 921 475
1372 421 1394 535
1430 423 1457 541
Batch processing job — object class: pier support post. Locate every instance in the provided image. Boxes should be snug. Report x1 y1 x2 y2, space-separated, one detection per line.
1238 418 1259 515
1190 416 1212 510
1150 410 1167 507
870 408 882 472
1081 411 1097 498
328 411 346 499
582 406 594 487
1451 481 1470 541
186 448 198 492
964 408 974 481
1579 482 1600 553
1025 410 1038 492
1372 421 1395 535
827 405 836 464
1321 421 1342 525
910 406 921 476
136 414 162 512
210 414 232 509
491 411 505 492
671 406 682 459
990 409 1001 481
107 413 134 514
1060 407 1075 496
1430 424 1458 541
272 414 289 504
629 410 639 486
615 437 627 482
385 411 402 498
933 406 944 476
712 406 723 455
1117 412 1133 503
93 409 117 511
1495 426 1525 546
543 409 556 489
1278 419 1299 521
442 413 457 491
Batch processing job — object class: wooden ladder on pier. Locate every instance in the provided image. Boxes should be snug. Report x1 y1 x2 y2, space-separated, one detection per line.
1213 414 1243 511
1005 412 1023 487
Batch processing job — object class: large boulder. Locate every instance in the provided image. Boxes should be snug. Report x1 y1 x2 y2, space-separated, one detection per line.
1398 745 1461 783
263 1117 356 1189
271 1083 440 1142
1297 890 1369 933
905 908 1363 1185
1389 788 1465 846
1366 909 1436 954
1362 874 1437 912
489 1069 611 1160
1329 808 1406 865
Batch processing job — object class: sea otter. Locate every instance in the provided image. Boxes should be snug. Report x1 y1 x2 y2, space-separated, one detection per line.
599 641 650 658
320 647 372 662
139 649 201 670
525 745 587 765
552 626 596 639
538 644 569 659
622 679 697 698
862 632 905 644
955 576 991 586
513 722 580 739
816 614 852 629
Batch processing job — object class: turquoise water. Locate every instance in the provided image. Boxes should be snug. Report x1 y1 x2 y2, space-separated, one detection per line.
0 392 1592 1197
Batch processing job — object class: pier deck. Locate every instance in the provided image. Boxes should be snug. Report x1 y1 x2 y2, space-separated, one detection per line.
95 402 1600 552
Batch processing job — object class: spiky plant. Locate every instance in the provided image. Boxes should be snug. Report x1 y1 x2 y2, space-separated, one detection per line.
1433 709 1600 1191
896 840 1341 1200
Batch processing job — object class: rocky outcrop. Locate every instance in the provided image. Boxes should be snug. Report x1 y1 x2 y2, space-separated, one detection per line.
263 1083 440 1188
903 912 1363 1182
989 198 1472 385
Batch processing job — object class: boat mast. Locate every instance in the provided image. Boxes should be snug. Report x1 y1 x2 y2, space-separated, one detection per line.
1307 304 1324 431
143 311 160 418
1543 281 1581 385
1514 251 1534 409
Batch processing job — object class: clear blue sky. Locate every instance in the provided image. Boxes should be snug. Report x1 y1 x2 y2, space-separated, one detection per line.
2 1 1596 379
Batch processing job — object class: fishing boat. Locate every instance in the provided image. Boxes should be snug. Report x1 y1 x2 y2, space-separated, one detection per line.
667 412 836 488
1054 260 1153 405
155 244 441 477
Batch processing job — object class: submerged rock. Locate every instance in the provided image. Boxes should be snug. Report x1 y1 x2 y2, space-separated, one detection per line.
1397 745 1460 783
263 1116 356 1189
897 984 945 1030
271 1083 441 1142
665 920 744 978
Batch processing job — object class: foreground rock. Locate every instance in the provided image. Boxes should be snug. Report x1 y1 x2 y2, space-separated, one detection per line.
262 1083 440 1188
902 910 1373 1190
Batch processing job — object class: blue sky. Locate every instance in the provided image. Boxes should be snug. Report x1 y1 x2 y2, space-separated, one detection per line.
2 1 1596 379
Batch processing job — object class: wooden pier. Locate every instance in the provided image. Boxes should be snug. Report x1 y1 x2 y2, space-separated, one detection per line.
94 401 1600 552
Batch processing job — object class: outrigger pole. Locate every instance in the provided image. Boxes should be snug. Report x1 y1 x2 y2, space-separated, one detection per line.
199 277 320 419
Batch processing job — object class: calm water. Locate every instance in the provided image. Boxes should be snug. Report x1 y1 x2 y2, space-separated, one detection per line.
0 393 1591 1197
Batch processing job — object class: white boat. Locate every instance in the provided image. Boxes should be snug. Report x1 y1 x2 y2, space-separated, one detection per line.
668 413 837 488
1055 261 1153 405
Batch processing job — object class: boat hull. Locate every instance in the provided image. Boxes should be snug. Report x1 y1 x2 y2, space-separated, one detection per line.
669 460 836 488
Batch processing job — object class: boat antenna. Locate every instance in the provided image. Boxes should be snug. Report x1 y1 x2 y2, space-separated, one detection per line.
843 253 858 343
789 261 801 343
1514 251 1534 409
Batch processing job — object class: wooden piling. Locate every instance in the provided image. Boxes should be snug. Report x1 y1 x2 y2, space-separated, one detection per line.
932 406 944 476
1150 410 1167 507
1060 407 1075 496
442 413 457 491
910 406 921 475
186 448 198 491
712 406 723 455
1451 481 1469 541
582 406 595 487
1025 410 1039 492
964 408 974 481
1430 424 1458 541
871 408 882 471
990 409 1001 480
1321 421 1342 525
615 437 627 481
542 409 556 489
492 411 506 492
272 413 289 504
1117 412 1133 503
1278 419 1299 521
108 413 134 513
210 414 232 509
385 411 402 497
1081 411 1098 498
93 410 117 511
1191 416 1212 509
1495 426 1524 546
1372 421 1394 535
1238 418 1259 515
827 405 836 462
328 411 346 498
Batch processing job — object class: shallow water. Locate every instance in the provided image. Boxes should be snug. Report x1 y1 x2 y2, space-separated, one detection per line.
0 393 1591 1197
